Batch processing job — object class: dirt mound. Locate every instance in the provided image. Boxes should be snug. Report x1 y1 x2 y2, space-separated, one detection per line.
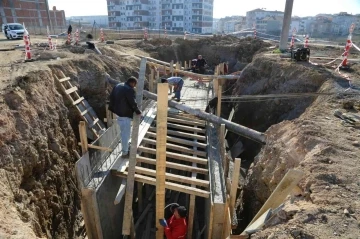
0 45 141 238
227 55 360 238
137 36 272 72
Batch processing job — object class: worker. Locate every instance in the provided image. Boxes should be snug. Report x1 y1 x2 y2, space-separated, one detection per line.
161 77 184 102
195 55 207 74
159 204 187 239
108 76 142 158
68 24 72 35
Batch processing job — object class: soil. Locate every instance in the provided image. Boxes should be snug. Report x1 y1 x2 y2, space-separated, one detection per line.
1 33 360 239
0 35 146 238
227 53 360 238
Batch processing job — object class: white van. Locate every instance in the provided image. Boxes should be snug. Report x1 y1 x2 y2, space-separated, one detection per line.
2 23 25 39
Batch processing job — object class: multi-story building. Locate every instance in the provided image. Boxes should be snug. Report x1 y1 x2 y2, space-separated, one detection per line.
67 15 109 28
331 12 357 36
107 0 213 34
256 16 283 35
0 0 66 28
246 8 284 29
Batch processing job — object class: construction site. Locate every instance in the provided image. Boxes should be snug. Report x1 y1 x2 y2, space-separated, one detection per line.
1 5 360 239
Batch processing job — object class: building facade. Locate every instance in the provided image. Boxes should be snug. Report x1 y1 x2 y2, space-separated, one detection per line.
246 8 284 29
67 15 109 28
0 0 65 28
107 0 213 34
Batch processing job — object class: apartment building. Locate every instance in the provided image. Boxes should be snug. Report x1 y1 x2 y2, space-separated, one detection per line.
0 0 66 28
107 0 214 34
246 8 284 29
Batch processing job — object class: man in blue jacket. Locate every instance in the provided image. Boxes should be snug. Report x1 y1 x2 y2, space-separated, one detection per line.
108 77 142 158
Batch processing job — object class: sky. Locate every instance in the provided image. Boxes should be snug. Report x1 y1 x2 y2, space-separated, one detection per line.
48 0 360 18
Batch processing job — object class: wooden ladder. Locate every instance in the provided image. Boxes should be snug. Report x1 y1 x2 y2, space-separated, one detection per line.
54 70 105 138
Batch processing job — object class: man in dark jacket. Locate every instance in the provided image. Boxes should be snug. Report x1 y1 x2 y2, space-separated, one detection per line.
108 77 142 158
195 55 207 74
68 25 72 35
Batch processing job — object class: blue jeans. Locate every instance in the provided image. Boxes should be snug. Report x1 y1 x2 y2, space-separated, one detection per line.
117 117 132 155
174 79 184 100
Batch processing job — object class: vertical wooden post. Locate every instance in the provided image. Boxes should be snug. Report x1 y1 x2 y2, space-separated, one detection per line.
189 60 192 68
230 158 241 219
122 58 147 236
170 60 174 76
137 182 143 214
217 84 222 117
184 61 188 69
149 68 154 93
213 79 219 98
219 124 226 173
79 121 88 155
156 83 168 239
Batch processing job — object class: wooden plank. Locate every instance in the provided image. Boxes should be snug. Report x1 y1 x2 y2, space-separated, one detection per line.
133 166 209 188
141 138 207 157
244 209 271 234
81 107 92 116
230 158 241 219
145 132 207 149
136 156 209 174
245 169 304 230
73 97 84 106
65 86 78 95
79 121 88 155
135 203 152 229
118 172 210 198
166 122 206 133
155 83 168 239
167 117 206 127
123 58 147 236
89 118 100 129
168 113 205 123
138 146 208 165
149 127 206 141
59 77 71 83
217 85 222 117
225 107 235 137
188 127 199 239
114 179 126 205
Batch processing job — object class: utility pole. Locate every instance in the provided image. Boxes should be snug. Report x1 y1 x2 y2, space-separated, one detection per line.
44 0 53 34
279 0 294 51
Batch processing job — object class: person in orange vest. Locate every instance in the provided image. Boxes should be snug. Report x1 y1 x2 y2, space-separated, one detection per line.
159 204 187 239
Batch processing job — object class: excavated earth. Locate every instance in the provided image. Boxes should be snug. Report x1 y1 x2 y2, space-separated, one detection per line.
227 55 360 238
0 41 144 238
1 36 360 239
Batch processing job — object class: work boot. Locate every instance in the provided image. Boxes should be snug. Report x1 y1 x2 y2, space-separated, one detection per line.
121 153 129 159
176 99 180 102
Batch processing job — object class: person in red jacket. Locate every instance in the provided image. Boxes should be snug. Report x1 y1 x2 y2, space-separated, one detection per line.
160 205 187 239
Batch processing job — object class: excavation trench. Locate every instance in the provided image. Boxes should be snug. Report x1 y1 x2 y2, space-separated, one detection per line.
221 56 330 233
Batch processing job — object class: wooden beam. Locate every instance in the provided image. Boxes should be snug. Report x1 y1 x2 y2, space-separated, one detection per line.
136 156 209 174
219 124 228 178
132 166 209 188
123 58 147 236
138 146 208 165
166 122 206 133
59 77 71 83
81 107 92 116
217 85 222 117
79 121 88 155
65 86 78 95
230 158 241 219
73 97 84 105
156 83 168 239
149 68 154 93
149 127 206 141
114 179 126 205
145 132 207 149
141 138 207 157
245 169 304 231
118 172 210 198
167 117 206 127
144 91 266 144
167 114 205 124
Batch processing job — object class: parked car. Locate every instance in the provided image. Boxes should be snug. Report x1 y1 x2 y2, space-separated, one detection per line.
2 23 25 39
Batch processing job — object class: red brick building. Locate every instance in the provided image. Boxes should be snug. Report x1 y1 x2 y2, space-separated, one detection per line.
0 0 66 28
